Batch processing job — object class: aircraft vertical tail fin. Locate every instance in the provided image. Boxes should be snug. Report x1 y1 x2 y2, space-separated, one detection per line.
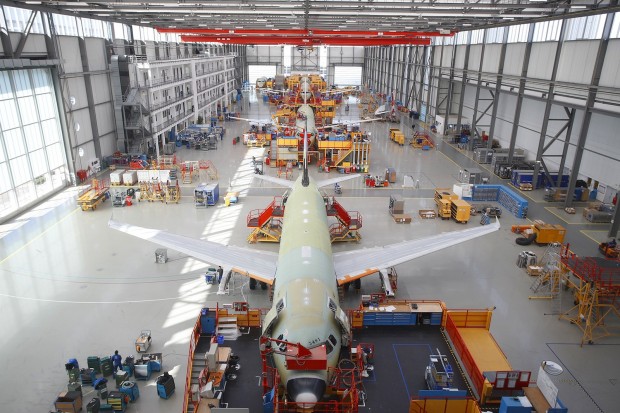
302 128 309 187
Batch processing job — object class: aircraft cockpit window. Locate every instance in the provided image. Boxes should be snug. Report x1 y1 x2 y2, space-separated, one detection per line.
325 340 334 355
327 297 337 313
277 334 287 352
276 298 286 314
328 334 337 346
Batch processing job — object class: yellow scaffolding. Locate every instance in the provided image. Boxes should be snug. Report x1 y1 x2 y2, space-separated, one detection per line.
558 247 620 345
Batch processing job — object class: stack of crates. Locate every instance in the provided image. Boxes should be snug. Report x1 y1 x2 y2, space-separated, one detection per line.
472 185 499 202
107 391 127 412
100 356 113 377
498 186 528 218
434 188 458 220
87 356 102 374
120 381 140 402
472 185 528 219
68 382 82 395
122 356 134 377
94 377 108 400
450 199 471 223
80 368 96 387
66 365 80 383
156 372 175 399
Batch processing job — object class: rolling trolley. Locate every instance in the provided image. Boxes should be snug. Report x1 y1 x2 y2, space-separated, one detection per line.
135 330 152 353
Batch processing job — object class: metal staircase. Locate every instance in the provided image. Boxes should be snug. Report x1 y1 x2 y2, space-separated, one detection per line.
529 243 562 303
217 316 240 340
246 197 362 243
186 356 207 413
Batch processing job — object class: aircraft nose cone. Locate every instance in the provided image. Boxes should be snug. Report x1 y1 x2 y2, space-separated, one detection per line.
287 377 326 408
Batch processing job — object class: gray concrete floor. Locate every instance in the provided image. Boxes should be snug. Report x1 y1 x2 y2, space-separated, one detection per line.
0 90 618 412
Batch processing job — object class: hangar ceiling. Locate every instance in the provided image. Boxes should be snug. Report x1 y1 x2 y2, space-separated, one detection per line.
3 0 619 45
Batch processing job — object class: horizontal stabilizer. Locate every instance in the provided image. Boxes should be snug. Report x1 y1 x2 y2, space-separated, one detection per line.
316 174 361 189
254 174 295 188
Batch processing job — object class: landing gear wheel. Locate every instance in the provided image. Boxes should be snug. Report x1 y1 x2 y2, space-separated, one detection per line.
249 278 257 290
260 281 267 290
354 278 361 290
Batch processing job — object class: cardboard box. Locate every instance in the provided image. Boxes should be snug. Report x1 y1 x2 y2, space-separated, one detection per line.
393 214 412 224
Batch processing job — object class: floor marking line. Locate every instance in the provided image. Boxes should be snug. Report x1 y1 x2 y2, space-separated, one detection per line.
0 291 216 304
392 343 433 401
546 343 606 413
579 230 605 245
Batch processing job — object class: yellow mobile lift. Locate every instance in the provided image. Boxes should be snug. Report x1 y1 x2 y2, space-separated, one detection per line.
389 128 405 146
77 178 110 211
434 188 457 220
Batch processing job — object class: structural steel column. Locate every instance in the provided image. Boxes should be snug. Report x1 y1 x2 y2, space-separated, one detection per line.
456 32 473 133
77 37 103 162
404 45 414 108
434 38 447 120
425 46 434 123
487 27 509 149
533 21 567 185
564 12 615 208
443 37 459 129
417 46 426 115
470 31 487 142
507 24 535 164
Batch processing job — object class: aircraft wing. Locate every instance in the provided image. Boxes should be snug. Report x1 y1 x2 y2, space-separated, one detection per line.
333 219 500 285
108 220 278 285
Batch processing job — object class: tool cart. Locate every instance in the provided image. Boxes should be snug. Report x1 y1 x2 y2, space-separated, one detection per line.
135 329 152 353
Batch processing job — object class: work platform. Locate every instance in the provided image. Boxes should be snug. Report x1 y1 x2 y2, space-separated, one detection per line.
246 196 362 243
183 315 474 413
559 246 620 345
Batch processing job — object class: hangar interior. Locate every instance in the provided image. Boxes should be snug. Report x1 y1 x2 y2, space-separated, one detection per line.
0 1 619 413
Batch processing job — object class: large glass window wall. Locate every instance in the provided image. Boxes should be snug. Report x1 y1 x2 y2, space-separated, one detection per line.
0 69 68 219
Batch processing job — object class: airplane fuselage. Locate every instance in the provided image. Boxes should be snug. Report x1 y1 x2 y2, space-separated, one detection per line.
264 177 342 405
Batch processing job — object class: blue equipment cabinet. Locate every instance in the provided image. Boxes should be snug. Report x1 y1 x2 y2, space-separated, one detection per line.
194 183 220 207
156 372 175 399
120 381 140 402
134 360 152 380
201 308 217 335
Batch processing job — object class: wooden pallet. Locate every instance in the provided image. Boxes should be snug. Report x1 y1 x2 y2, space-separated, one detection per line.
418 209 436 219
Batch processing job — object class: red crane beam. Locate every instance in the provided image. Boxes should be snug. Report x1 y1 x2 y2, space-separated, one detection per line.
179 35 431 46
158 27 452 37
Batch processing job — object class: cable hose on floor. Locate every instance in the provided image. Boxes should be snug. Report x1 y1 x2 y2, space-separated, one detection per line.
516 233 537 246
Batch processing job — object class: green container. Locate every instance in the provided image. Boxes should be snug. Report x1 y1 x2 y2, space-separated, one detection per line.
87 356 101 374
68 368 80 383
100 356 113 377
115 371 129 388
